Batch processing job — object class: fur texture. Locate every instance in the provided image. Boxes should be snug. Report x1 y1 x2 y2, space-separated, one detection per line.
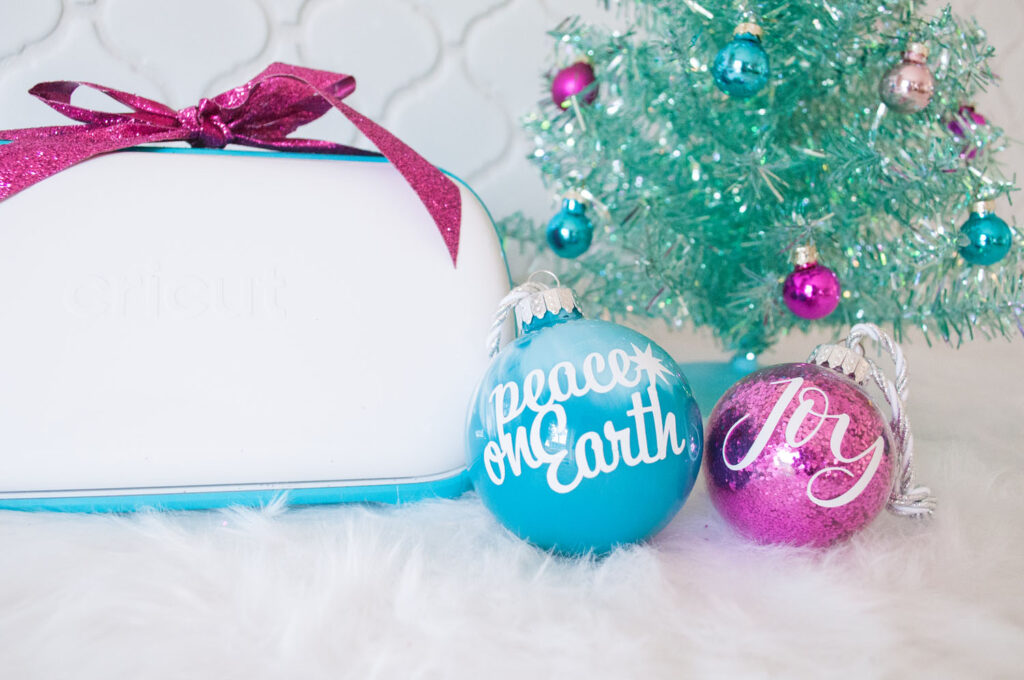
1 335 1022 679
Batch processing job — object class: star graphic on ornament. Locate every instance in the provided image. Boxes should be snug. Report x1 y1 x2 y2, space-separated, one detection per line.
630 343 672 386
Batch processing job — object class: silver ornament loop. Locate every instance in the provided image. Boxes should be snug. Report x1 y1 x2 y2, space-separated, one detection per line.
840 323 935 519
485 271 560 358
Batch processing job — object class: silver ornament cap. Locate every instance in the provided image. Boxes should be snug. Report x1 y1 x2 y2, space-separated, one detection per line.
792 244 820 267
904 42 929 63
734 22 763 38
971 199 996 216
514 286 582 333
808 343 871 385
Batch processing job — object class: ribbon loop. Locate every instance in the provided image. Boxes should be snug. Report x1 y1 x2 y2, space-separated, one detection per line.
29 80 178 126
0 63 461 265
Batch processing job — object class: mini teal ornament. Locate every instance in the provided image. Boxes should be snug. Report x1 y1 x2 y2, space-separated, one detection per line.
958 200 1012 266
467 275 704 555
712 22 770 99
546 196 594 258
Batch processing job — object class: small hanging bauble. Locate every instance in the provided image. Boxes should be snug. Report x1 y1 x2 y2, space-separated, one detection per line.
879 42 934 114
712 22 770 99
946 105 986 137
958 200 1013 266
546 196 594 258
946 104 987 161
467 276 704 555
705 325 935 547
551 61 597 109
782 245 841 320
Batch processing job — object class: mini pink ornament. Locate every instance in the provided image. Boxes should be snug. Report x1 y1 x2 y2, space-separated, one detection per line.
551 61 597 109
879 42 934 114
705 324 935 547
782 245 840 320
946 104 986 140
946 104 987 162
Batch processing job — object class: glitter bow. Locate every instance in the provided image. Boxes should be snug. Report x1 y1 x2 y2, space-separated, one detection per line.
0 62 461 264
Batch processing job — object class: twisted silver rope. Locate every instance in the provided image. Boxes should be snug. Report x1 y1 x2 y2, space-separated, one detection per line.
485 271 560 358
842 323 936 518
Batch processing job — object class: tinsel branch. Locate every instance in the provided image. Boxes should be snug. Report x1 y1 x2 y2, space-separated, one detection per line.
499 0 1020 354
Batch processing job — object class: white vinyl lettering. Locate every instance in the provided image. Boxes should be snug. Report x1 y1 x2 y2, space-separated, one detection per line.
720 377 885 508
483 344 691 494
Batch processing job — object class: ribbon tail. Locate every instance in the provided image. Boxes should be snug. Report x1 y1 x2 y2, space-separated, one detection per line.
336 103 461 265
1 125 98 142
254 64 462 265
0 124 180 202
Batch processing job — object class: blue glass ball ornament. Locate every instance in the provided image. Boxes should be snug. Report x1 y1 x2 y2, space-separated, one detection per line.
546 197 594 258
712 24 770 99
958 202 1012 266
466 282 703 555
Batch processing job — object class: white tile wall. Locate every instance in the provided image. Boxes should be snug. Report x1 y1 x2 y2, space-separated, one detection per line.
0 0 1020 223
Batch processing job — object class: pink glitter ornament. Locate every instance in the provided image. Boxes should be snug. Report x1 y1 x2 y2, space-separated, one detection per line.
783 245 840 320
551 62 597 109
705 326 935 547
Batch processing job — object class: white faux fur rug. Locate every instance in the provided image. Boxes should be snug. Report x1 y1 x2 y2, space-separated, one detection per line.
2 336 1022 679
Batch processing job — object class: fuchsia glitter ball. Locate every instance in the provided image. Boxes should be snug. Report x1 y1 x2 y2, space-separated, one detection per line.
946 104 987 162
783 261 840 319
705 363 895 547
947 104 986 138
551 62 597 109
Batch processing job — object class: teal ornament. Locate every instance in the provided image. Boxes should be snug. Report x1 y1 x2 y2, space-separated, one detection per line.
546 197 594 258
712 23 770 99
958 201 1012 266
466 280 703 554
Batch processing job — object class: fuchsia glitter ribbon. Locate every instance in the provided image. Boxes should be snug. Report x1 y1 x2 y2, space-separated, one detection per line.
0 62 461 264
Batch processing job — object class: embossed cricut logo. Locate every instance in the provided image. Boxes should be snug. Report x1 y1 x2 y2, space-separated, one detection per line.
721 377 885 508
64 263 287 320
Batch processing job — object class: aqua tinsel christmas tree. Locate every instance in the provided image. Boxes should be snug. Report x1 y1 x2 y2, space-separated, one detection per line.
499 0 1019 356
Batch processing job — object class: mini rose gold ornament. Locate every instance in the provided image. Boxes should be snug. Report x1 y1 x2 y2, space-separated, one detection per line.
879 42 934 114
